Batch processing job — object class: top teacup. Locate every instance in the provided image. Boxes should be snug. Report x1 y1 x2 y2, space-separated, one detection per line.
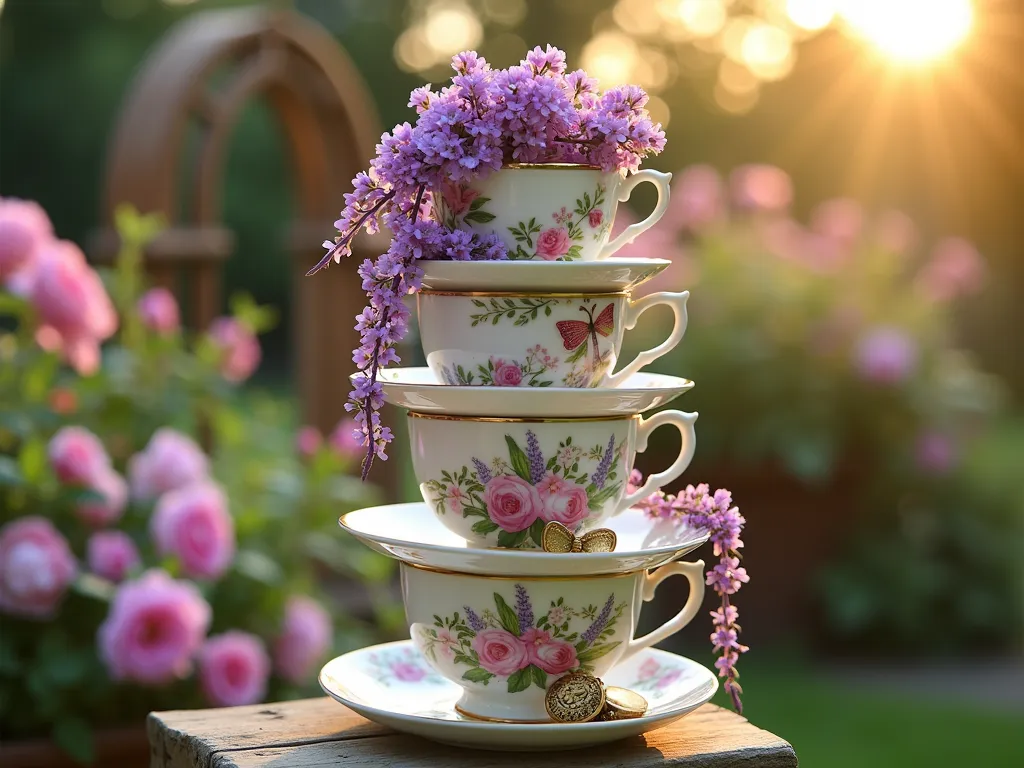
435 164 672 262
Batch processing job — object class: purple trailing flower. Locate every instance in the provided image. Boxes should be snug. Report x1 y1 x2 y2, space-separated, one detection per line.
591 434 616 490
472 457 492 485
525 430 545 485
463 605 485 632
580 594 615 647
514 584 534 634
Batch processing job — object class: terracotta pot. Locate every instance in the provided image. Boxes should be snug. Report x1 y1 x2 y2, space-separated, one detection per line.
2 726 149 768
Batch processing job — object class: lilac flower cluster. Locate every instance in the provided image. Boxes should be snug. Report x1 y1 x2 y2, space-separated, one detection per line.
514 583 534 634
591 434 616 490
635 476 749 713
308 46 666 478
525 430 545 485
580 593 616 646
472 457 492 485
463 605 485 632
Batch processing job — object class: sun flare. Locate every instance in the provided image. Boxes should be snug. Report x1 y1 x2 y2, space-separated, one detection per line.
838 0 974 63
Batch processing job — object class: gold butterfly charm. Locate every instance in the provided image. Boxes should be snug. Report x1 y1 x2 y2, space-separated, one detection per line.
541 521 617 553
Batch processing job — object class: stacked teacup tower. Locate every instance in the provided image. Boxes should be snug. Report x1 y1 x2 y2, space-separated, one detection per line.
324 164 718 750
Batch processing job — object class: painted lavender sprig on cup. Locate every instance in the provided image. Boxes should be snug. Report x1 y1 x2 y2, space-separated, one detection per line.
525 430 545 485
307 46 667 478
580 593 615 646
591 434 616 490
472 457 492 485
636 480 749 713
514 583 534 634
464 605 485 632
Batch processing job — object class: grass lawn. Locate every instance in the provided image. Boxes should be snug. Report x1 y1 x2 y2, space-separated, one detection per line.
714 655 1024 767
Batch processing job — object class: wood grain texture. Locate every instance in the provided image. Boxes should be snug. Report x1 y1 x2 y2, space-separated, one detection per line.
149 698 797 768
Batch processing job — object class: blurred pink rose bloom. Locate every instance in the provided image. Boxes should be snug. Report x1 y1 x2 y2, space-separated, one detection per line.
87 530 140 582
128 428 209 500
854 326 919 384
137 287 180 335
76 467 129 527
98 569 211 684
24 240 117 375
329 418 364 460
151 482 234 579
915 431 957 474
208 317 261 383
916 237 986 302
669 164 724 232
295 425 323 460
0 517 77 619
0 197 52 283
873 209 918 255
199 631 271 707
48 425 110 486
810 198 864 246
729 165 793 213
274 595 333 684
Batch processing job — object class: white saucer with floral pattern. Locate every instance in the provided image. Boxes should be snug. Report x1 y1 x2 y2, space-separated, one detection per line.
419 258 671 293
319 640 717 751
372 369 694 418
339 503 708 576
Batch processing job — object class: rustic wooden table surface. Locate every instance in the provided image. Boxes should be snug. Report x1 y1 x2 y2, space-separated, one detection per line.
148 698 798 767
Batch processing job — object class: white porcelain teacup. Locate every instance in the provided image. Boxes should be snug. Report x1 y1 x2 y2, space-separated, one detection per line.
434 164 672 262
418 290 689 388
408 411 697 549
403 559 706 722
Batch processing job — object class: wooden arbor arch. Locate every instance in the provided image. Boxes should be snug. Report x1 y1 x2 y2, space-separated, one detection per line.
91 5 390 462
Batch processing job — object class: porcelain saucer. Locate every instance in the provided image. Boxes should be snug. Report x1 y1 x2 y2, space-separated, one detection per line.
319 640 717 751
373 368 694 418
340 502 708 576
419 258 671 293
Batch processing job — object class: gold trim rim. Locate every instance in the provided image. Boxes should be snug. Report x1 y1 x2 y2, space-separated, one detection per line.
501 162 605 172
454 704 555 724
406 411 640 424
418 289 628 299
402 561 639 580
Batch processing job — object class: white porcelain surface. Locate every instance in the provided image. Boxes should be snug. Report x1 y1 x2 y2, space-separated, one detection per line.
435 166 671 262
419 258 671 293
408 411 697 548
418 290 688 389
339 502 709 576
401 560 704 721
319 640 717 750
372 368 694 417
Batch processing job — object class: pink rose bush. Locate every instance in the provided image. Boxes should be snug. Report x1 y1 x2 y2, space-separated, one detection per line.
75 466 129 527
274 596 333 684
199 632 271 707
129 428 209 500
208 316 261 383
151 482 234 579
0 197 52 282
48 426 110 486
137 287 180 335
535 227 572 260
0 517 77 619
87 531 140 583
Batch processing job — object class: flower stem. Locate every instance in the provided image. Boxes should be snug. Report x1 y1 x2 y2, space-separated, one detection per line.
306 189 396 276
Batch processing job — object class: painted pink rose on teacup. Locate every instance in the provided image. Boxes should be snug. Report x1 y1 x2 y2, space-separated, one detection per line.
441 181 480 216
536 472 590 528
483 475 541 532
535 227 571 260
472 629 529 676
588 209 604 228
521 628 578 674
491 359 523 387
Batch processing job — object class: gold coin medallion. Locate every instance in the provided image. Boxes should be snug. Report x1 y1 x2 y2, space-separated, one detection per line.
544 672 606 723
603 686 648 719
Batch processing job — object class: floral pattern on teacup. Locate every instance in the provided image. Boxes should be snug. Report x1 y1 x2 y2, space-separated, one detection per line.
506 183 610 261
364 646 444 687
434 181 496 230
438 345 558 387
421 430 625 548
630 657 687 700
417 584 627 693
469 297 561 327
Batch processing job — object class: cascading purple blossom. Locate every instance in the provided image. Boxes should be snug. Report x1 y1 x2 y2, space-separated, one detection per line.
590 434 616 490
472 458 492 485
525 430 545 485
580 594 615 646
307 46 666 478
514 583 534 634
636 480 748 713
463 605 485 632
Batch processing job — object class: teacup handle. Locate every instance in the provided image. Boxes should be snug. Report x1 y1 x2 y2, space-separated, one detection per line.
614 410 697 514
621 560 706 662
598 169 673 259
605 290 689 387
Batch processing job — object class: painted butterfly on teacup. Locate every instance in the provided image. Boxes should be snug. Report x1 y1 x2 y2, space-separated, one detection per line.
556 300 615 375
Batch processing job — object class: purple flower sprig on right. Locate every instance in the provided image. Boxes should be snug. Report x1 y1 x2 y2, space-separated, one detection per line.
632 471 749 713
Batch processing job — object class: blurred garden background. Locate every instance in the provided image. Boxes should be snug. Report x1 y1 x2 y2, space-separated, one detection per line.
1 0 1022 766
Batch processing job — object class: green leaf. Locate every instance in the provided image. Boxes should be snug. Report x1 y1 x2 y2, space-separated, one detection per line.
462 666 495 684
505 435 532 482
52 716 94 765
471 518 500 535
18 437 46 485
506 667 532 693
469 196 490 211
529 518 546 547
493 592 522 635
576 641 621 663
531 664 548 690
464 210 496 223
497 528 529 548
235 549 284 585
0 456 24 487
